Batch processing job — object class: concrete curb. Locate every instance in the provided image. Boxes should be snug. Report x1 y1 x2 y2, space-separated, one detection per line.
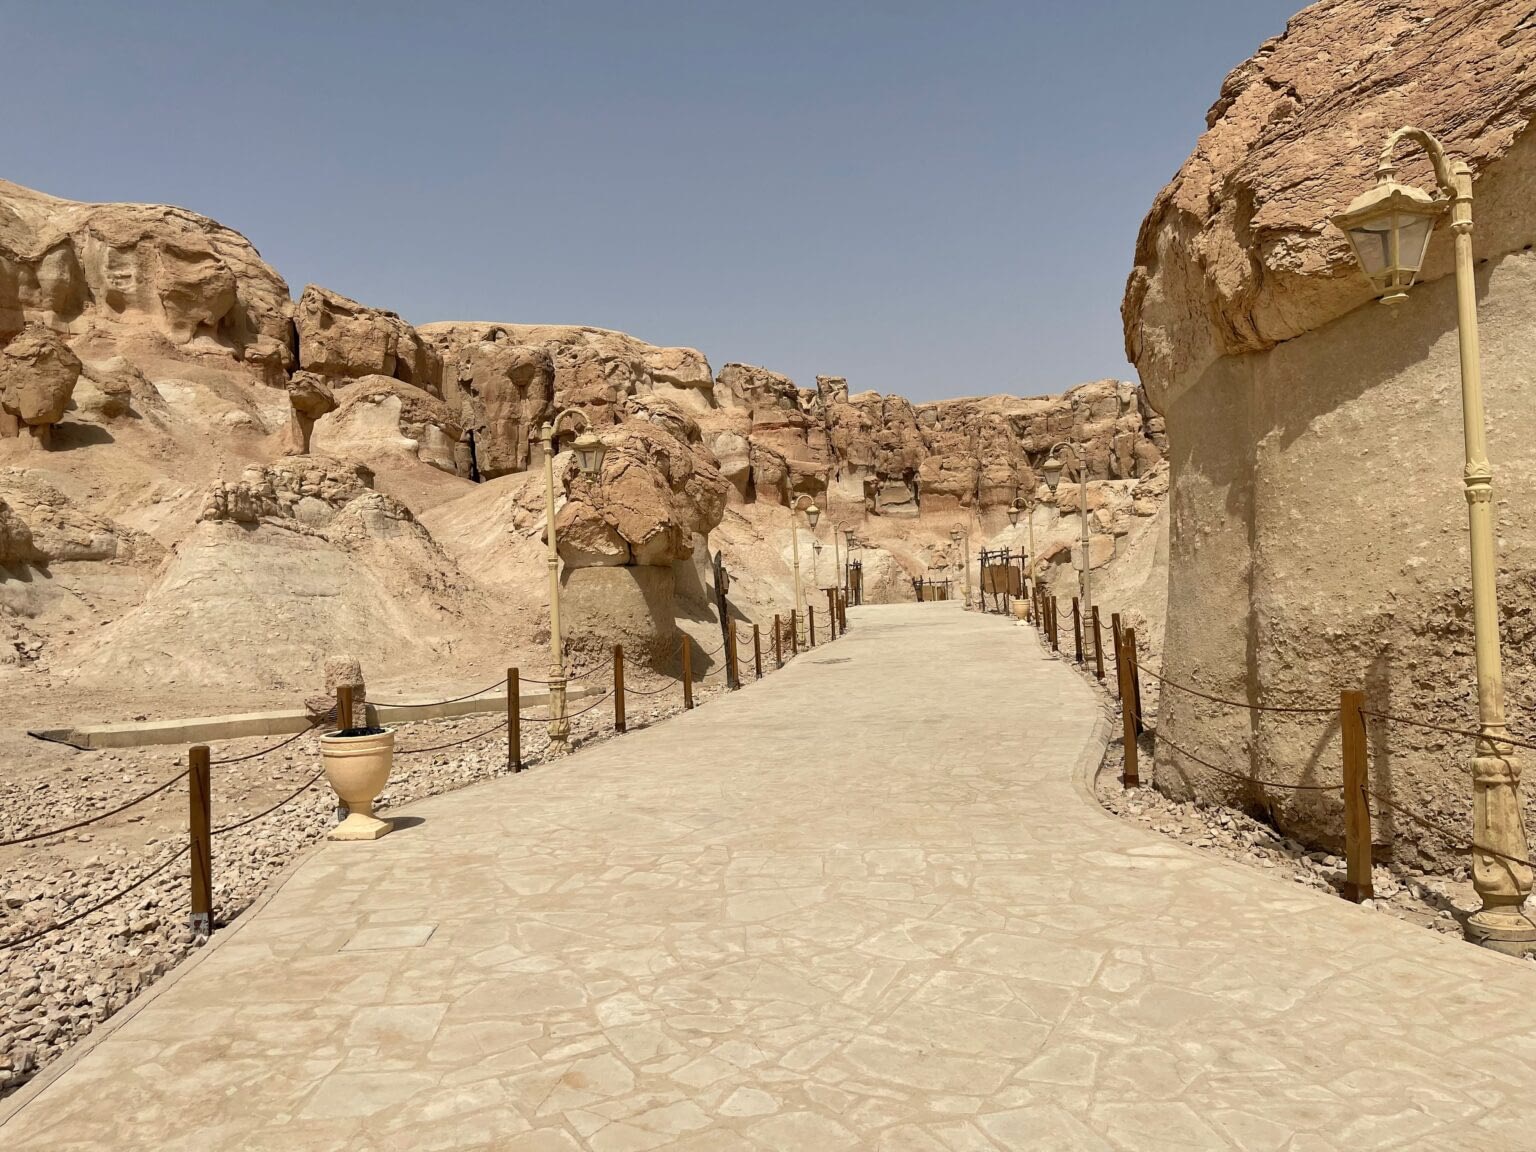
26 686 600 751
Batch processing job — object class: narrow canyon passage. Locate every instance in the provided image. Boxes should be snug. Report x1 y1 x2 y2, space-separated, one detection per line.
6 604 1536 1151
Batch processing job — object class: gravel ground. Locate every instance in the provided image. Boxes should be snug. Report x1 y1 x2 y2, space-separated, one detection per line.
0 663 741 1099
1088 691 1493 950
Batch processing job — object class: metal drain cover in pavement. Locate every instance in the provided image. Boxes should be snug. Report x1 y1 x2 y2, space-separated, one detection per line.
340 924 437 951
815 658 852 664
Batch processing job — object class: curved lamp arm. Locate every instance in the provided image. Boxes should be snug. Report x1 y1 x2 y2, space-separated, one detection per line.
1378 126 1456 198
542 407 591 449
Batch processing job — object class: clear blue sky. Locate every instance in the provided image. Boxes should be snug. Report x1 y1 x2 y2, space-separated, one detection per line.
7 1 1300 400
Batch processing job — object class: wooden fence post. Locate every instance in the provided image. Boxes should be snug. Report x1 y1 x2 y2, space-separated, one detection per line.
754 623 763 679
337 684 354 732
1341 690 1373 902
509 668 522 771
827 588 838 639
614 644 626 733
682 641 694 709
727 624 740 690
1091 607 1105 681
774 614 783 667
189 744 212 935
1050 597 1060 652
1119 626 1139 788
1072 597 1083 664
790 610 799 655
809 607 817 648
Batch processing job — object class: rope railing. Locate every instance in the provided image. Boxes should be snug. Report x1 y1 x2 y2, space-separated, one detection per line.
1135 664 1333 716
1028 583 1536 910
210 717 329 765
1362 709 1536 755
368 675 509 709
0 845 190 952
1152 723 1344 793
396 718 510 757
0 599 844 974
213 768 327 836
0 768 190 849
1367 788 1536 873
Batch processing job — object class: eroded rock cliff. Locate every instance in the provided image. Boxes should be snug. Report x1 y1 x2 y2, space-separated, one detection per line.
1124 0 1536 871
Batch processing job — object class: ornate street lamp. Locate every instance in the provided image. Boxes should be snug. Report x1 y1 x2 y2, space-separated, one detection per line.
1335 126 1534 953
1043 443 1092 618
538 409 607 756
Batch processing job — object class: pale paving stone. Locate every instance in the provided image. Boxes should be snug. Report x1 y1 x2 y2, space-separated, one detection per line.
7 604 1536 1150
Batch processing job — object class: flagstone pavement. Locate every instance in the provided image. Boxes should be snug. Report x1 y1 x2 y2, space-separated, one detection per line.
7 603 1536 1150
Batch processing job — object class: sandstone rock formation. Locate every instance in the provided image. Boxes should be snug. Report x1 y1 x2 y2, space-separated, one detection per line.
0 324 81 445
0 179 292 374
1124 0 1536 411
0 171 1171 726
283 371 336 455
295 285 442 395
1123 0 1536 868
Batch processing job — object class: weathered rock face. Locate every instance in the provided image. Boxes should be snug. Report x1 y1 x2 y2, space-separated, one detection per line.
198 457 374 527
556 409 730 569
295 285 442 395
1122 0 1536 868
0 179 292 372
1124 0 1536 411
311 375 465 476
0 469 164 565
0 324 82 443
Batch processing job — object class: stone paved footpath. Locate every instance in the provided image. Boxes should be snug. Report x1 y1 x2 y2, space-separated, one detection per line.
7 604 1536 1151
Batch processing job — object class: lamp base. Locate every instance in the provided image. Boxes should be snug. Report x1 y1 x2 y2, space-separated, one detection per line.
1465 906 1536 957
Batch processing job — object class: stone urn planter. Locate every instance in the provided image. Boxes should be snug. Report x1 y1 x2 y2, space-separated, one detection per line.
320 726 396 841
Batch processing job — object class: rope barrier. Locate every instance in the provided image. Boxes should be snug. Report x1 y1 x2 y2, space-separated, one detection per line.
1362 710 1536 755
368 676 509 709
0 769 189 848
213 768 327 836
0 846 190 952
395 719 509 757
210 719 327 766
1137 664 1332 716
1152 725 1344 792
517 656 614 686
620 679 680 697
1368 788 1536 872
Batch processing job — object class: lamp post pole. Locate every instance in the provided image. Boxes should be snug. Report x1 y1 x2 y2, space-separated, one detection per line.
789 495 819 647
1042 443 1091 617
1334 126 1533 952
539 410 607 758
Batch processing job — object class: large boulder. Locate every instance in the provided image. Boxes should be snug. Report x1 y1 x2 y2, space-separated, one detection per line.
295 284 443 395
554 415 729 569
283 371 337 455
440 331 555 478
0 324 82 445
310 375 465 476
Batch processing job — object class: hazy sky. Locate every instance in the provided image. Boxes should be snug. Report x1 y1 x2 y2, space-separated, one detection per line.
6 1 1300 401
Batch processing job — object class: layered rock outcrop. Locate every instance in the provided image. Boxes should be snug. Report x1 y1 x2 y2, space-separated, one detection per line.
0 178 292 375
1123 0 1536 867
